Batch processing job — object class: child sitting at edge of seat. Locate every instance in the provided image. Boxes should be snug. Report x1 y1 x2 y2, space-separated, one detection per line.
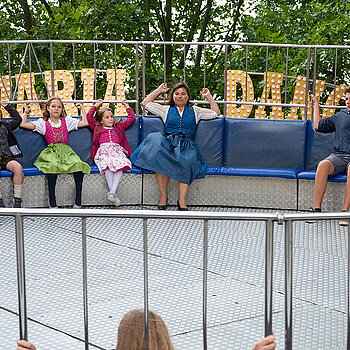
0 101 24 208
84 99 136 206
20 96 91 208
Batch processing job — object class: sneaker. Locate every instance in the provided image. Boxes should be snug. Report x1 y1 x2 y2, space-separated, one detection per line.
13 197 22 208
113 197 121 207
339 211 349 226
73 204 82 209
0 198 5 208
306 208 321 224
107 192 115 204
339 219 348 226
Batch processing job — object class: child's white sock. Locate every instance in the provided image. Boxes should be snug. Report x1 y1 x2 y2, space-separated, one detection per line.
14 184 22 198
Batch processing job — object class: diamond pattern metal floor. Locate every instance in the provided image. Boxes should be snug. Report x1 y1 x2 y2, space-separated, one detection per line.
0 205 347 349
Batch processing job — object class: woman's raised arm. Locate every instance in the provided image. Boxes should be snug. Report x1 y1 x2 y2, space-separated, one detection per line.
142 83 169 107
200 88 221 116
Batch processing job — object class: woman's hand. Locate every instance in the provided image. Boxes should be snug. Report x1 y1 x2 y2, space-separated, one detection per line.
94 99 103 109
200 87 221 116
16 340 37 350
23 103 31 114
200 88 212 100
122 100 130 109
157 83 169 94
253 335 276 350
142 82 169 106
310 94 319 106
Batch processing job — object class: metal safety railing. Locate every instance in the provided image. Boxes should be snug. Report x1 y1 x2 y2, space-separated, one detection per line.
0 40 349 117
1 207 350 349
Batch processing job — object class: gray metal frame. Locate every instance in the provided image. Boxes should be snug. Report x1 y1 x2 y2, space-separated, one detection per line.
3 208 350 349
1 40 349 114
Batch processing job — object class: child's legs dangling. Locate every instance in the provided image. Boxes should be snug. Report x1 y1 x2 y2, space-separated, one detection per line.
73 171 84 206
47 174 58 207
111 171 123 195
104 169 115 193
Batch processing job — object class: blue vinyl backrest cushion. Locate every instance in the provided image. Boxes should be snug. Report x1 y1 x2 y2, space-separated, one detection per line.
304 119 335 171
195 117 224 166
141 116 224 166
223 118 308 170
140 116 165 141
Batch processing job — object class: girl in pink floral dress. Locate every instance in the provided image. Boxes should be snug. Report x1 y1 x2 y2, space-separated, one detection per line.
87 100 135 206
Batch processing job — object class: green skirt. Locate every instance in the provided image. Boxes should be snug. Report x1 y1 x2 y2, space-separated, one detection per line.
34 143 91 174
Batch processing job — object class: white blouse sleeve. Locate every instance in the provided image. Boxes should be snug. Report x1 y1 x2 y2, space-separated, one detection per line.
193 106 218 123
145 102 169 122
32 118 46 135
65 116 80 132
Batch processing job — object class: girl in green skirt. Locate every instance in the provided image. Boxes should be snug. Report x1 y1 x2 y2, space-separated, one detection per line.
20 97 90 208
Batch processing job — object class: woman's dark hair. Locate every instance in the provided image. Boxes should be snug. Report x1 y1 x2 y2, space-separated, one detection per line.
167 81 191 107
344 87 350 95
42 96 66 121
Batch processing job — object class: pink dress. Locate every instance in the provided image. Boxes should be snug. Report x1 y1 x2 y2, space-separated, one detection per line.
94 127 132 173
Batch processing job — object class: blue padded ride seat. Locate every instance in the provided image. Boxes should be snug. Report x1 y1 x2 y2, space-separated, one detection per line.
195 117 224 166
223 118 308 176
207 166 298 179
298 120 346 182
140 115 165 141
13 122 47 168
89 165 142 175
297 171 347 183
140 115 224 167
304 119 335 171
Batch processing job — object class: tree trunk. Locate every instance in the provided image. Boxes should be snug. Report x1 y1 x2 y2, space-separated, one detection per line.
178 0 204 70
17 0 35 35
38 0 55 21
208 0 245 72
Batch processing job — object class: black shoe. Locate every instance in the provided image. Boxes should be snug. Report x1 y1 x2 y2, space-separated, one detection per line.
306 208 321 223
157 197 168 210
13 197 22 208
177 200 188 211
0 198 5 208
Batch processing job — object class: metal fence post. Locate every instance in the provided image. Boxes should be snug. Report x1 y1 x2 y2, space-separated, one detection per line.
143 218 149 350
142 43 146 115
303 47 311 120
135 43 139 115
265 219 274 336
50 42 55 96
285 220 293 350
82 217 89 350
203 219 208 350
15 214 28 341
347 222 350 350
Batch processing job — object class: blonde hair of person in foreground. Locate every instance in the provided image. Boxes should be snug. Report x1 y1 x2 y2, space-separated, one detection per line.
17 309 276 350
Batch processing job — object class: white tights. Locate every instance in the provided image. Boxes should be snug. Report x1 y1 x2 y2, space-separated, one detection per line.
105 170 123 195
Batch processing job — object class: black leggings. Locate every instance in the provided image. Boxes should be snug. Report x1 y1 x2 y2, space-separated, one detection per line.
47 172 84 207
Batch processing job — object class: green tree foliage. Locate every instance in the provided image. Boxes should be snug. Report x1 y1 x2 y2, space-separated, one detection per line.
0 0 349 116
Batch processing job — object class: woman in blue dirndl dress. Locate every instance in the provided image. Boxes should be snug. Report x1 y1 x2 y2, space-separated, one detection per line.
130 81 220 210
